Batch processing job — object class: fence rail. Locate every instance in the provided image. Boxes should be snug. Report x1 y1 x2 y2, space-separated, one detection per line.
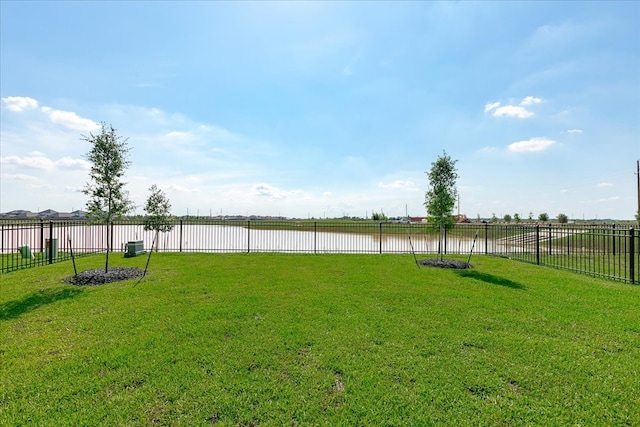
2 219 638 283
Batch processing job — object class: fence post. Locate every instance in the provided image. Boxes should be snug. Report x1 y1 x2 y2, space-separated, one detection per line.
630 227 635 284
179 219 183 252
484 222 488 255
444 226 448 255
612 224 616 256
40 219 45 254
535 225 540 265
110 221 114 255
379 222 383 254
247 220 251 253
48 221 54 264
314 221 317 254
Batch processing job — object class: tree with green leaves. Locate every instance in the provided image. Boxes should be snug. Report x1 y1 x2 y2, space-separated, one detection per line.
557 213 568 224
142 184 174 277
143 184 175 250
82 123 133 273
538 212 549 222
514 213 521 223
424 151 458 260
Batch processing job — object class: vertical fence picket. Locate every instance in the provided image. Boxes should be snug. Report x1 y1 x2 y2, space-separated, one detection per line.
1 219 639 283
630 227 635 284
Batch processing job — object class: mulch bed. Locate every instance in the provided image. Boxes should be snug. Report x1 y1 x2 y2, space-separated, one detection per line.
64 267 144 286
418 259 471 269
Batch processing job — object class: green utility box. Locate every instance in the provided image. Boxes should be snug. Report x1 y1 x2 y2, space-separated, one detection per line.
45 238 58 259
125 240 146 258
18 245 33 259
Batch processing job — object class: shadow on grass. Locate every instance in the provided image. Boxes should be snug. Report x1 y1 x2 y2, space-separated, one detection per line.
0 287 83 321
455 270 526 290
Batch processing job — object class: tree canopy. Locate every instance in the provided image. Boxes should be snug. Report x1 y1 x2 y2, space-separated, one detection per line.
82 123 132 272
425 151 459 230
143 184 175 235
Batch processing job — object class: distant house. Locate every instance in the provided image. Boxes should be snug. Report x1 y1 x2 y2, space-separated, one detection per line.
456 214 471 223
1 210 37 219
0 209 88 220
68 210 87 219
39 209 60 219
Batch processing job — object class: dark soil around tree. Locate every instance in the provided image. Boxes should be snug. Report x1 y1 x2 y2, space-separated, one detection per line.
418 258 472 269
64 267 144 286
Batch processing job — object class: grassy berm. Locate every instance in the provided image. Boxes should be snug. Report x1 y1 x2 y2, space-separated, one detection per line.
1 253 639 426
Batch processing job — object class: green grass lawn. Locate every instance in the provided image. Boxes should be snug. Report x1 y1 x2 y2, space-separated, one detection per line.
1 254 639 426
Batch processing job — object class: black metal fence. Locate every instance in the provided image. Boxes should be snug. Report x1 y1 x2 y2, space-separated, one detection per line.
2 219 638 283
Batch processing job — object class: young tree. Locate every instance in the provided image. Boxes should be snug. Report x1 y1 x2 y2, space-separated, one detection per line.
514 213 521 223
557 213 569 224
142 185 174 277
425 151 458 260
503 214 512 223
143 184 175 250
82 123 133 273
538 212 549 222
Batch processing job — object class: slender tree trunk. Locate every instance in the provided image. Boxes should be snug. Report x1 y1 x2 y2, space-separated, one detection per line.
105 220 110 273
439 225 444 261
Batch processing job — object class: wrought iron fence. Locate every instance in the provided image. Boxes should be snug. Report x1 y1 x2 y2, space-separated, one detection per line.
1 219 638 283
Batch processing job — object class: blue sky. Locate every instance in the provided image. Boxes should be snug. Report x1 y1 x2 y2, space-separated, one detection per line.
1 1 639 219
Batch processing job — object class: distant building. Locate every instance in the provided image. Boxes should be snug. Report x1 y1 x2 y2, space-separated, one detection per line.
0 209 87 220
456 214 471 223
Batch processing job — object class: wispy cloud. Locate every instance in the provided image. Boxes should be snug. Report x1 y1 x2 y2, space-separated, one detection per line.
508 137 556 152
2 96 100 132
596 182 613 188
520 96 542 106
484 102 501 113
378 180 417 190
1 154 55 170
2 96 38 112
55 157 91 170
253 183 309 200
493 105 534 119
484 96 543 119
566 129 583 134
40 107 100 132
0 173 39 183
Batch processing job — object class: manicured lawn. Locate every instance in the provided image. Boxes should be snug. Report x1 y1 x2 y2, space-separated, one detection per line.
1 254 639 425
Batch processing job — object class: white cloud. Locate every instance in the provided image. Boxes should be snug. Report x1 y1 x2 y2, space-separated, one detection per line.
485 96 543 119
2 96 38 112
168 184 201 194
484 101 501 112
520 96 542 106
0 173 39 183
40 106 100 131
379 180 417 190
596 182 613 188
480 146 497 153
508 137 556 152
566 129 583 134
1 155 55 170
253 183 309 200
492 105 534 119
55 157 91 170
1 154 89 171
